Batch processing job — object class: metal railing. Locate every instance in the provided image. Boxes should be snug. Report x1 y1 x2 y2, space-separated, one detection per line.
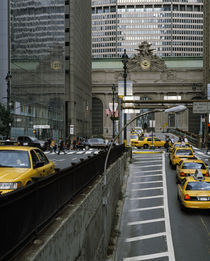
168 128 199 147
0 144 125 261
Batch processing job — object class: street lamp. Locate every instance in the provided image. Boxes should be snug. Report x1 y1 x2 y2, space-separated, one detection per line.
122 49 128 145
112 84 116 138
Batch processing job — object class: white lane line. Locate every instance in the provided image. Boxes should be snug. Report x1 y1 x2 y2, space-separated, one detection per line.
134 157 162 160
72 157 77 160
125 232 166 243
123 252 169 261
55 159 65 162
130 195 163 200
76 151 85 154
129 206 164 212
138 158 162 162
131 187 163 191
138 164 162 168
133 174 162 178
67 151 75 154
128 218 165 226
85 151 93 154
132 181 162 184
162 152 176 261
133 169 162 173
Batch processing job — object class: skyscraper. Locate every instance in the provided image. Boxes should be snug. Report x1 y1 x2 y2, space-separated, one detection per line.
92 0 203 58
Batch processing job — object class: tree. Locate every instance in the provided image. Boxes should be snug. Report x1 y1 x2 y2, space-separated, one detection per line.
0 103 13 137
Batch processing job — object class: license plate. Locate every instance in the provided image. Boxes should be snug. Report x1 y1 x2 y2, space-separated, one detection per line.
199 197 208 201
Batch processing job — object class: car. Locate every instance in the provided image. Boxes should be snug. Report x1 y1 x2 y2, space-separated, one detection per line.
169 141 192 153
0 146 55 194
17 136 48 151
130 133 139 147
83 138 108 150
135 136 166 149
176 159 209 182
169 146 196 169
177 170 210 209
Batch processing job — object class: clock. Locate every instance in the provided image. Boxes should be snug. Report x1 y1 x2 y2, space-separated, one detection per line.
140 59 151 70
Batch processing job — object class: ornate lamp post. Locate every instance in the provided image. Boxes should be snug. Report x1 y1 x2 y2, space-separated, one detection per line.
111 84 116 138
122 49 128 144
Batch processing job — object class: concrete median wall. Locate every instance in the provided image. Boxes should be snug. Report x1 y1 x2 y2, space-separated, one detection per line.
18 153 129 261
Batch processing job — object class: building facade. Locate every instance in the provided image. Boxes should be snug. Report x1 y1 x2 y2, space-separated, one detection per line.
92 0 203 58
92 45 203 140
7 0 92 141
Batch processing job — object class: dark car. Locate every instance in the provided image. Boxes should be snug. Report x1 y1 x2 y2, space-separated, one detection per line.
17 136 48 151
84 138 108 150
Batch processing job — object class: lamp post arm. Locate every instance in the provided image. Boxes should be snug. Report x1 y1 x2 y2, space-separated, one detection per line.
103 108 164 184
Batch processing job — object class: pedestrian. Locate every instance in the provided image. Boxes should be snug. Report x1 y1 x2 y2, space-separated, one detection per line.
178 136 183 142
183 136 188 143
73 136 76 150
164 135 170 152
58 138 65 155
50 139 55 153
170 136 175 144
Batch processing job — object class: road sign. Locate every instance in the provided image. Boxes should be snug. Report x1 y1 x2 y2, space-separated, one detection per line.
70 125 74 135
123 96 140 101
193 102 210 114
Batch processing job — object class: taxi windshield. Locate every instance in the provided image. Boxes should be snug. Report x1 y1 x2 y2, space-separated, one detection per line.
0 150 30 168
176 149 193 155
182 162 206 170
130 135 138 139
186 182 210 191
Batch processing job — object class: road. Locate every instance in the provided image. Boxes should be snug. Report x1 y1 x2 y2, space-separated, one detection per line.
45 149 100 169
114 148 210 261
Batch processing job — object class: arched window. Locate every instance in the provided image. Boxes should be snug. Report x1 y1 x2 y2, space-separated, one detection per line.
92 97 103 135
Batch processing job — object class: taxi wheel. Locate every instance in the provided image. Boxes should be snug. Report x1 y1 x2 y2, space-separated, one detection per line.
143 144 149 149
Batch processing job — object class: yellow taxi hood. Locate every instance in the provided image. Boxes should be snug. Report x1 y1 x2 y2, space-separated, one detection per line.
0 168 31 181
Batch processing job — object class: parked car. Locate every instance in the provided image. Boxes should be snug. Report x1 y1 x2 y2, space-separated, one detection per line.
17 136 48 151
83 138 108 150
0 146 55 194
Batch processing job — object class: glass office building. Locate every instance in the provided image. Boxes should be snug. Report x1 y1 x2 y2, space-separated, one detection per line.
92 0 203 58
9 0 92 140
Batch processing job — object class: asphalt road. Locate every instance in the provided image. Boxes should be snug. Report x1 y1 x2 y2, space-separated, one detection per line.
114 149 210 261
45 149 100 169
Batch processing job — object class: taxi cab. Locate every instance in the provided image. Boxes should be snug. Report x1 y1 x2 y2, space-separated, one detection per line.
177 170 210 209
0 146 55 194
169 141 192 153
169 146 195 169
130 133 139 147
176 159 209 182
135 137 166 149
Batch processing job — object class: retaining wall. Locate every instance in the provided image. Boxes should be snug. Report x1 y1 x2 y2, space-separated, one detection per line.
17 154 128 261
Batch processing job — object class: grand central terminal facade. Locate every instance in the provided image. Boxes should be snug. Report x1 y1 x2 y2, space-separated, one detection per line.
92 42 203 140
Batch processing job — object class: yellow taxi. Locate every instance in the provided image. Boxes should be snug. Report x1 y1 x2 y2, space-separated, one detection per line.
169 146 195 169
176 159 209 182
135 137 166 149
177 170 210 209
169 141 192 153
0 146 55 194
130 133 139 147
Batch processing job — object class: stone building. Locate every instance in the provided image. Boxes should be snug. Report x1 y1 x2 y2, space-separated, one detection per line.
92 42 203 140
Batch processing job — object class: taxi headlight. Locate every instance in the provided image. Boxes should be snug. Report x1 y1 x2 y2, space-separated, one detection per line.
0 182 22 190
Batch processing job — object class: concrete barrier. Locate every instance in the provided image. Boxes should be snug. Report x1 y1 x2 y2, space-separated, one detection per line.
17 153 129 261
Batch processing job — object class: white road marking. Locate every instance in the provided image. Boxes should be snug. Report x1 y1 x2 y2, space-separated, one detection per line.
133 174 162 178
137 160 162 164
72 158 77 160
132 181 162 184
55 159 65 162
130 195 163 200
125 232 166 242
162 152 176 261
128 218 165 226
133 169 162 173
137 164 162 168
67 151 75 154
129 206 164 212
76 151 84 154
123 252 169 261
131 187 163 191
85 151 93 154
